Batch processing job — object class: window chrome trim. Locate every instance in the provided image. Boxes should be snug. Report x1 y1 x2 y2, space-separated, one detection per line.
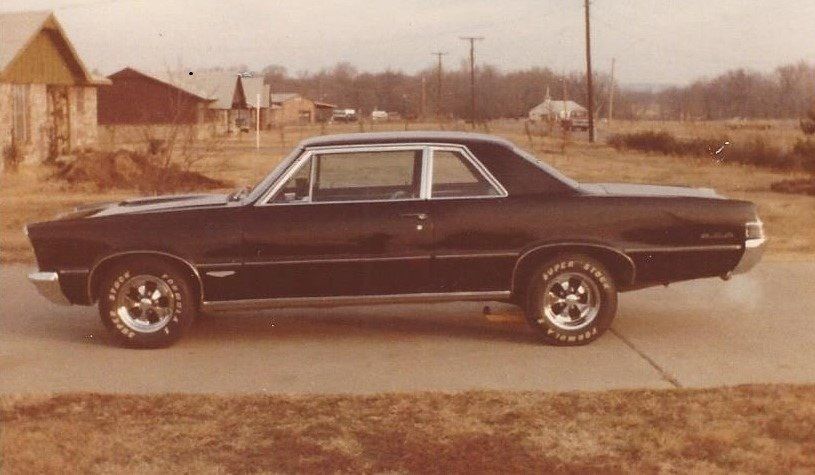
255 142 508 206
427 145 508 200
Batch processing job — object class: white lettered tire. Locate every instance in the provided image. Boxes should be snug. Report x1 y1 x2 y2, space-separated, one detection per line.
98 257 196 348
525 254 618 345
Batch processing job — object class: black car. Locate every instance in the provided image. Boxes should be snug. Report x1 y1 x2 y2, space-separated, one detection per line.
26 132 765 348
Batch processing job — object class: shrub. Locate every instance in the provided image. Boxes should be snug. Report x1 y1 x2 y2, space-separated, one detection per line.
608 131 677 155
791 139 815 173
726 136 785 168
3 138 23 172
607 130 814 172
607 131 727 157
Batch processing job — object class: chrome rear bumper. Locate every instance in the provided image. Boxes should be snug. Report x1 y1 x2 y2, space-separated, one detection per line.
733 237 765 274
28 271 71 305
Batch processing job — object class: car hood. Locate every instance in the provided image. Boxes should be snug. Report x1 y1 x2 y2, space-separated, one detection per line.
579 182 722 199
57 193 232 220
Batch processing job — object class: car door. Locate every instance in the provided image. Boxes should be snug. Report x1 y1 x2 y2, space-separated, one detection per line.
239 145 433 300
427 146 519 293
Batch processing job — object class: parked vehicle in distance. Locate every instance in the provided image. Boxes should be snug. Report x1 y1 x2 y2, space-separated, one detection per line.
371 110 388 121
331 108 357 123
26 132 765 348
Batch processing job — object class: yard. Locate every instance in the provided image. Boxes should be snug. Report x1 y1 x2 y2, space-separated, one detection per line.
2 384 815 472
2 119 814 264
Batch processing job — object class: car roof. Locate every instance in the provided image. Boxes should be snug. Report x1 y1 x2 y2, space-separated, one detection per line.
299 131 514 149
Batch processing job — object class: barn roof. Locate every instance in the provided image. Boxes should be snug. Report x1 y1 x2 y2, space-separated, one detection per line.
0 10 106 84
107 68 215 102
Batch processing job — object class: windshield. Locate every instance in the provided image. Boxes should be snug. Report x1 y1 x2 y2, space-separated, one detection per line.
244 147 304 203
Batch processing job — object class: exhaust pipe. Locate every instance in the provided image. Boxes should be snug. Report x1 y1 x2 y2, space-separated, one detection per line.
720 271 732 281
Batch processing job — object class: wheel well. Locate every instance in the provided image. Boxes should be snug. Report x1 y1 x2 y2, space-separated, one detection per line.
88 252 202 305
511 245 635 302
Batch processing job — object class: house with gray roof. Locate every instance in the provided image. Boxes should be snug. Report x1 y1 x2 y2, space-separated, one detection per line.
528 99 588 121
1 10 109 165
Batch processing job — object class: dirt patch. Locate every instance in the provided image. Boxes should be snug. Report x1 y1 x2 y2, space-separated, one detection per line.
2 385 815 473
51 150 230 193
771 177 815 196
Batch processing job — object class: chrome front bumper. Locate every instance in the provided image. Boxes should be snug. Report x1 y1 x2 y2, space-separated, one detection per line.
733 237 765 274
28 271 71 305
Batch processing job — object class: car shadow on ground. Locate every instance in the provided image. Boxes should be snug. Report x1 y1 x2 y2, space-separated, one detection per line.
189 302 541 346
2 299 543 348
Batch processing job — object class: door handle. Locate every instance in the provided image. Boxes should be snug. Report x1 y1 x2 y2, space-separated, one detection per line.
400 212 428 220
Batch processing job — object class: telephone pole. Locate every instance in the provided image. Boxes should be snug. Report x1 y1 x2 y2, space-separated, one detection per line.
608 57 616 124
431 51 447 121
584 0 595 142
460 36 484 128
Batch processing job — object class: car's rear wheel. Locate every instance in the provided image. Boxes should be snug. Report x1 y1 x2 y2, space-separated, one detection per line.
98 257 196 348
525 254 618 345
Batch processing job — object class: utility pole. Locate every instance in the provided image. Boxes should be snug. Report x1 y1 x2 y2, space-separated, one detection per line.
460 36 484 128
584 0 595 142
608 57 616 124
431 51 447 121
420 75 427 121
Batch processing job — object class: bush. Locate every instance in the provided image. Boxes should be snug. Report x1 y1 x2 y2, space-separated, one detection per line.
607 131 813 172
2 139 22 172
791 139 815 173
607 131 724 157
727 136 785 168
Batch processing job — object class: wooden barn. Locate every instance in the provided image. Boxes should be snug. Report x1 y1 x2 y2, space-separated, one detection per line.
97 68 217 126
0 11 109 165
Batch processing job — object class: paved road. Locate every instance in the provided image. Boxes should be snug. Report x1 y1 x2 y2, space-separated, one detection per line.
1 261 813 394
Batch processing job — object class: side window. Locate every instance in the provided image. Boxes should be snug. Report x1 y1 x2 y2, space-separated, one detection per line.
431 149 501 198
312 149 422 202
271 157 312 203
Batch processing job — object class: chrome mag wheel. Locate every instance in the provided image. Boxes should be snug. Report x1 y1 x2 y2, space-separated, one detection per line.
113 274 176 333
541 272 601 331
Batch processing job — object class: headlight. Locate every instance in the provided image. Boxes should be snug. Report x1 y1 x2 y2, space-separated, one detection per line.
745 220 764 241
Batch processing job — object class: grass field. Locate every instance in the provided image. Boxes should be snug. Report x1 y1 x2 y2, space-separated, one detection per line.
2 119 814 263
2 385 815 473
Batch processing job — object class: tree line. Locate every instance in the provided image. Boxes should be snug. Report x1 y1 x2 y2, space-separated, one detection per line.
254 60 815 121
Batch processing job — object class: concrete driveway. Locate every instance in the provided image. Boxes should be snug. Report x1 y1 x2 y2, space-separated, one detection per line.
1 261 813 394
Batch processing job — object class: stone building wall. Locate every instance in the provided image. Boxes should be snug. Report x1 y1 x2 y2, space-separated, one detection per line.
68 85 98 151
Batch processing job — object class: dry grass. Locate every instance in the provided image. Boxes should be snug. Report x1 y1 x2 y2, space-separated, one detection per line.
2 120 814 263
2 385 815 473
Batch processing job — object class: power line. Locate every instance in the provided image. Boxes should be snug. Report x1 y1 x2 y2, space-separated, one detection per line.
460 36 484 128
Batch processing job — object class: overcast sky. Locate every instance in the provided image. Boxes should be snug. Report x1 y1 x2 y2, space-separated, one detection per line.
3 0 815 86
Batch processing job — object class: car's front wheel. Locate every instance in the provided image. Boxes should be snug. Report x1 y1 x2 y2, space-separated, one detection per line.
98 257 196 348
525 254 618 345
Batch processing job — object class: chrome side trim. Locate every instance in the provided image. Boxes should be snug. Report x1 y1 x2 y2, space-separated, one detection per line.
625 244 742 253
202 291 511 313
205 270 236 278
28 271 71 306
435 252 518 260
243 255 430 266
510 242 637 292
87 251 204 304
